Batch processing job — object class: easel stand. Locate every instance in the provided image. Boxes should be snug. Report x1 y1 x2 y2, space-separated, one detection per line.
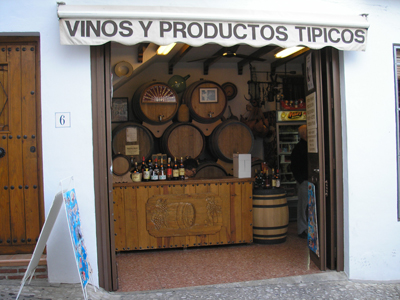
17 176 94 300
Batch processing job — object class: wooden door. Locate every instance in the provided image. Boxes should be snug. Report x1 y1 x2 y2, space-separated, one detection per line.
0 39 44 254
305 48 344 271
305 50 326 270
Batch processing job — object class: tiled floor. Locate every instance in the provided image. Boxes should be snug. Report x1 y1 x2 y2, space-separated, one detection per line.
116 221 321 292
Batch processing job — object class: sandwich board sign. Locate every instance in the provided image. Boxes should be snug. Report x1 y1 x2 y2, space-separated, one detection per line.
17 177 92 300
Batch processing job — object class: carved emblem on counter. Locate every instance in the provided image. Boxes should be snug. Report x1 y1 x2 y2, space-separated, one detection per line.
146 193 222 237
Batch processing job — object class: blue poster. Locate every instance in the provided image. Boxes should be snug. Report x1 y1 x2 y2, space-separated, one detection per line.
63 189 90 288
307 183 320 257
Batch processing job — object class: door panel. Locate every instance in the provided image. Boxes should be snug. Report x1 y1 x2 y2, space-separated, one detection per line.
305 48 343 271
306 50 326 270
21 45 40 245
0 41 42 254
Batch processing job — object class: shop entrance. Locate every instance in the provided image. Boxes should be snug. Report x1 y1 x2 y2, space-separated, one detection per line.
0 37 44 255
91 43 344 291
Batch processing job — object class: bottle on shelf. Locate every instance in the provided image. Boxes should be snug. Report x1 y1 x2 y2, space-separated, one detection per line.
179 157 185 180
130 162 142 183
140 156 147 175
172 157 180 180
271 168 276 188
166 157 173 180
147 159 153 176
159 158 166 181
143 168 150 182
265 168 271 189
151 158 159 181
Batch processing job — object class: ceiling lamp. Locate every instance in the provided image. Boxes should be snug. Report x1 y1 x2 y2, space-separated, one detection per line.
157 43 176 55
275 46 305 58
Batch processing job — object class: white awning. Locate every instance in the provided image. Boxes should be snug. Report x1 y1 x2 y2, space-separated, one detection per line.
58 5 369 51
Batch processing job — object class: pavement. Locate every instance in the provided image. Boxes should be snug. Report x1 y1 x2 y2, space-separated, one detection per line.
1 271 400 300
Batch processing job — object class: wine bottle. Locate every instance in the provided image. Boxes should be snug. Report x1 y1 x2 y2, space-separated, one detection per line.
140 156 147 176
143 168 150 182
130 162 141 183
179 157 185 180
172 157 179 180
147 159 153 175
275 169 281 188
151 158 159 181
159 158 166 181
265 169 271 189
271 168 276 188
166 157 173 180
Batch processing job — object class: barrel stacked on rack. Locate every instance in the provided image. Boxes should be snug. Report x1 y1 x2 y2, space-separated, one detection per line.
112 80 255 179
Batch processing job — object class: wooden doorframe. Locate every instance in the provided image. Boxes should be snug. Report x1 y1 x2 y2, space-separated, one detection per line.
91 43 117 291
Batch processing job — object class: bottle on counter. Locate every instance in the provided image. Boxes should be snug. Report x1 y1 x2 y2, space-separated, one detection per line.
265 169 271 189
166 157 173 180
271 168 276 188
151 158 159 181
140 156 147 176
130 162 142 183
254 169 263 189
143 168 150 182
159 158 166 181
179 157 185 180
172 157 180 180
275 169 281 188
147 159 153 175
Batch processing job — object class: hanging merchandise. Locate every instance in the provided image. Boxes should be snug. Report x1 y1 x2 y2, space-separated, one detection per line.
168 74 190 94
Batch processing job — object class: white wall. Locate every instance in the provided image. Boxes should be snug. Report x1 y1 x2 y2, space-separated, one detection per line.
0 0 98 285
1 0 400 285
340 1 400 280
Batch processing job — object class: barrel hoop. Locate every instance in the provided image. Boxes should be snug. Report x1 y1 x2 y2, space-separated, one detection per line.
253 194 287 200
253 224 289 230
253 233 287 238
253 203 288 208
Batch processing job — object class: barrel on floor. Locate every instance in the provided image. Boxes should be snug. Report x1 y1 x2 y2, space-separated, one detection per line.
252 188 289 244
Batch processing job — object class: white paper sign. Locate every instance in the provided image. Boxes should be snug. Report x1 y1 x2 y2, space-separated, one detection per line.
307 127 318 153
306 93 317 129
126 127 137 142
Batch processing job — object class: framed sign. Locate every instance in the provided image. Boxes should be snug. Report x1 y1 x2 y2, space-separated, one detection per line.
200 88 218 103
111 97 128 122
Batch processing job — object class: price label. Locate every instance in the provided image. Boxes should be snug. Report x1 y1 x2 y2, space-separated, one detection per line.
55 112 71 128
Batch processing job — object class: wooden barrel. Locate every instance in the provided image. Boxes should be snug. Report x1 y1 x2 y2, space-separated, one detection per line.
183 80 227 123
194 162 228 179
161 122 205 160
253 188 289 244
112 122 155 162
209 120 254 163
112 154 131 176
131 82 179 125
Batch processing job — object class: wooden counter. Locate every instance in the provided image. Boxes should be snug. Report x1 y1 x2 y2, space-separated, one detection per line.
112 177 254 251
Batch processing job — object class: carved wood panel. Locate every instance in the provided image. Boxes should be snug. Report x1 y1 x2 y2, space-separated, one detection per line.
112 179 253 251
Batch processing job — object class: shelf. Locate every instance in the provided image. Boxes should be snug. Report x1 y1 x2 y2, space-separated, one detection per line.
280 181 297 184
280 162 291 164
278 152 292 155
279 142 298 144
280 132 299 135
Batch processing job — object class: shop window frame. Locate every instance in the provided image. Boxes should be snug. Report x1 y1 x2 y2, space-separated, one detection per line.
394 45 400 221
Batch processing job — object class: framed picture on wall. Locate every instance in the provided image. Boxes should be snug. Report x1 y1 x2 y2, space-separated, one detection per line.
199 88 218 103
111 97 128 122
